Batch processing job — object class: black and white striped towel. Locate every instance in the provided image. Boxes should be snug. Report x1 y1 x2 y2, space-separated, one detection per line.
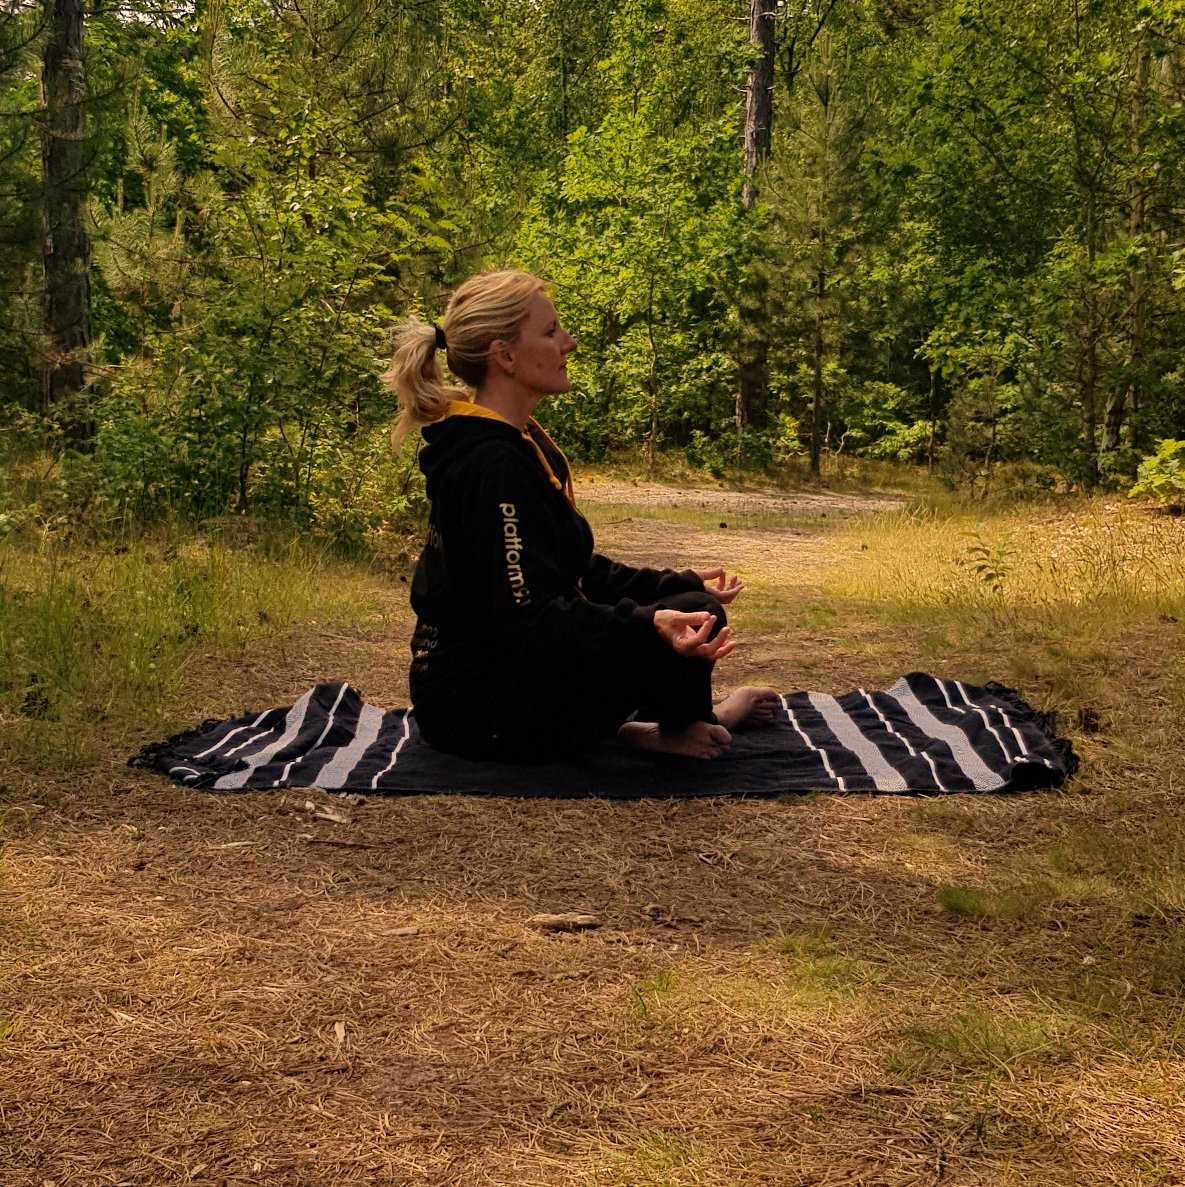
130 674 1077 798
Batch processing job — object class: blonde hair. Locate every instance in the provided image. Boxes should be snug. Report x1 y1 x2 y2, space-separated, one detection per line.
384 269 549 446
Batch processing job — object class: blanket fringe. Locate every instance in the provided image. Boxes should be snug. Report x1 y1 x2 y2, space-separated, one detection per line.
982 681 1080 782
128 718 229 772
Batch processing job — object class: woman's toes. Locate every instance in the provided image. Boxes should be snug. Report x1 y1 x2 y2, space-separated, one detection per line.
714 686 781 730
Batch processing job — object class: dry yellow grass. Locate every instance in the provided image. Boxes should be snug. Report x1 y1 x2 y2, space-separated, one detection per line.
834 498 1185 613
3 488 1185 1185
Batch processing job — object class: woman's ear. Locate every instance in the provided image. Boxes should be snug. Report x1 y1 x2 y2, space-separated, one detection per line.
487 338 516 378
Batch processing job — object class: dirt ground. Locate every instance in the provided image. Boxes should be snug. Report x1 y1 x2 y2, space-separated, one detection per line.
3 483 1156 1187
578 480 902 597
574 475 905 519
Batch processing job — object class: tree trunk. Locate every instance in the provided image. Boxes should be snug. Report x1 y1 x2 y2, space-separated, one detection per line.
599 307 621 437
238 422 251 514
1078 301 1100 489
646 277 658 478
808 60 834 479
742 0 776 211
809 246 825 478
735 0 777 448
735 321 768 446
39 0 92 428
982 359 1000 498
1077 183 1100 489
927 367 938 473
1101 28 1150 458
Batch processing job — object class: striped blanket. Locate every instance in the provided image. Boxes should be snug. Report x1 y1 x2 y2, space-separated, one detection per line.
131 674 1076 799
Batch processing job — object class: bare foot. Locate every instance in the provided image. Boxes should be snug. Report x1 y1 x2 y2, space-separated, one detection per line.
713 686 780 730
618 720 733 760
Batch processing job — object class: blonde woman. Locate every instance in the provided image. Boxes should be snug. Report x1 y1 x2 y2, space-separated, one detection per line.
386 270 777 763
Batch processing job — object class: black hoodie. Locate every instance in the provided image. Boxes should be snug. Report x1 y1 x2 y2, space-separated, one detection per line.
408 405 705 724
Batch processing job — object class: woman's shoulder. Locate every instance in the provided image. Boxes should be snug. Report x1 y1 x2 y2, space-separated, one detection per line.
465 433 539 478
425 424 542 495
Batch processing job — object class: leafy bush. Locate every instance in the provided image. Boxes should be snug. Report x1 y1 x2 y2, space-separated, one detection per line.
1129 439 1185 506
835 380 931 463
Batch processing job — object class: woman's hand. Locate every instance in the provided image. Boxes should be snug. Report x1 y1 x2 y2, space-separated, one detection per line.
653 609 736 661
695 567 744 606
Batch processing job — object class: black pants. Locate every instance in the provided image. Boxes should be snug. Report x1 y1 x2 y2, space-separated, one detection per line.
416 591 725 763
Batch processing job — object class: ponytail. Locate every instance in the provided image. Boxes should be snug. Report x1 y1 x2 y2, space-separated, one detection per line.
384 317 468 448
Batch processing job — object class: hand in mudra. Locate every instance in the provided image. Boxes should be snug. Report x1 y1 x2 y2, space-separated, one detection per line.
653 609 735 661
695 567 743 606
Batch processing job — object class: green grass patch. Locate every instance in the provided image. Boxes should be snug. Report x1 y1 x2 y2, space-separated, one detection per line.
891 1005 1075 1078
629 969 677 1022
764 920 836 960
761 923 861 992
0 528 385 767
801 601 839 628
590 1129 713 1186
937 882 1052 922
836 503 1185 613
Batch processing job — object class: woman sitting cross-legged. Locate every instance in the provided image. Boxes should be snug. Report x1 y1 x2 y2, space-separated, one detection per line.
385 269 778 763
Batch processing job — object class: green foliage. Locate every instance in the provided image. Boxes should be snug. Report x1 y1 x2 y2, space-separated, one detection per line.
1129 439 1185 506
897 0 1185 487
682 415 803 478
836 381 930 462
5 0 1185 510
961 529 1012 594
516 0 751 464
76 18 450 538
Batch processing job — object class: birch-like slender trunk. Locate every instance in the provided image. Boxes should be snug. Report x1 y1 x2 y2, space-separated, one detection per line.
735 0 776 450
1102 28 1150 457
39 0 92 426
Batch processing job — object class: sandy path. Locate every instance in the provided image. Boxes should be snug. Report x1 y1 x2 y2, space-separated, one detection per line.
579 478 904 591
576 476 906 519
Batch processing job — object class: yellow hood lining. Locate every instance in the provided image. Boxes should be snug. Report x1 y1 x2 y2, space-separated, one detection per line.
444 400 576 505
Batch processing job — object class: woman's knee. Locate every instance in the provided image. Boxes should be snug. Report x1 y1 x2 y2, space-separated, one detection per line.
659 590 726 635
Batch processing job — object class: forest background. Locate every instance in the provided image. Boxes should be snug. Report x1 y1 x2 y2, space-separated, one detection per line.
2 0 1184 541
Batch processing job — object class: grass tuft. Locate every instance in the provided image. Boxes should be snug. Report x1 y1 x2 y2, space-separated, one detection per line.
629 969 677 1022
902 1005 1074 1077
937 882 1052 922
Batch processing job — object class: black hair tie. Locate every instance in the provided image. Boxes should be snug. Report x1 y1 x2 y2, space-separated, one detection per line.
434 325 448 352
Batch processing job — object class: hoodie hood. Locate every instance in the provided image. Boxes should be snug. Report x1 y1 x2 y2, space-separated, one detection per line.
418 401 575 505
418 408 520 503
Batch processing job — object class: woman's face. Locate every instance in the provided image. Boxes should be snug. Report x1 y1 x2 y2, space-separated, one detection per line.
506 293 578 397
